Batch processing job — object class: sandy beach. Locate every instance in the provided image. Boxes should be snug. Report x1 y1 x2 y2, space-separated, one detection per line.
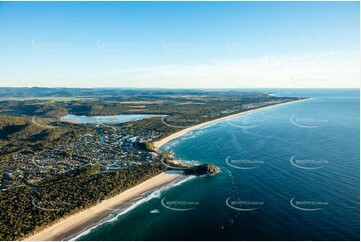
25 98 308 241
25 172 181 241
154 99 309 150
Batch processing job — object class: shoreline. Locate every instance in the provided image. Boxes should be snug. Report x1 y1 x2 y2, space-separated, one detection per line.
24 98 309 241
25 172 182 241
154 98 310 150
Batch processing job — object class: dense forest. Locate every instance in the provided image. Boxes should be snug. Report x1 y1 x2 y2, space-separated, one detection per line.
0 115 88 156
0 88 299 118
0 163 165 240
0 89 302 156
0 88 305 240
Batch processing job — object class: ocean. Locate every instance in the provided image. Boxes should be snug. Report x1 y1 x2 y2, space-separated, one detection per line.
78 89 359 241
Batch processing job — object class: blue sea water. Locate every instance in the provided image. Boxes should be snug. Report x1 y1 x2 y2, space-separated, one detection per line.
79 89 359 241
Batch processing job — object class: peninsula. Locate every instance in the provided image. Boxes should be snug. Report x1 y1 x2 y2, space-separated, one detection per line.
0 88 307 241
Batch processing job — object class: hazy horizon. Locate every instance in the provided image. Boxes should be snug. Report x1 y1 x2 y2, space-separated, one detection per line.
0 86 360 90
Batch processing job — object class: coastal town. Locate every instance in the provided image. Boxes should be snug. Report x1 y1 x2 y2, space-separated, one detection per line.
0 98 295 192
0 87 305 241
0 1 358 240
1 124 165 191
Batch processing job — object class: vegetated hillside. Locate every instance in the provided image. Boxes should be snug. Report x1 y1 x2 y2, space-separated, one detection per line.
0 163 165 241
0 115 46 139
0 115 81 156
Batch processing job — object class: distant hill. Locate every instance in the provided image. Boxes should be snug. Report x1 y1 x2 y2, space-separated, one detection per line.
0 87 207 98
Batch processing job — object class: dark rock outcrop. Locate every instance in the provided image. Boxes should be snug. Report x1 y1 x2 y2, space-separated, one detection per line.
184 164 219 176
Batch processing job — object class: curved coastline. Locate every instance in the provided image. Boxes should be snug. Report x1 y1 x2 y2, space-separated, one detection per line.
154 98 310 150
24 98 309 241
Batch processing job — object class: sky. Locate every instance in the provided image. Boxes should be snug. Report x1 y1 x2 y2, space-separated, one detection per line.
0 1 359 88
